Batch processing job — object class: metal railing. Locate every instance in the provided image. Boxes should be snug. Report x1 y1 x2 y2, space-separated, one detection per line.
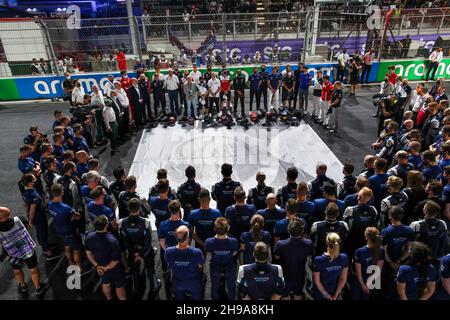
0 8 449 77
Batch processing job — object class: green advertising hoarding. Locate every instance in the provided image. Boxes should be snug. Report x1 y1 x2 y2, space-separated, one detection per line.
377 58 450 82
0 78 20 101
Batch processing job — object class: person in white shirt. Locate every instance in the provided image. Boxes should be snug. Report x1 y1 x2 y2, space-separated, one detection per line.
361 48 374 84
426 47 443 81
91 85 106 145
207 72 221 115
165 69 180 115
189 64 202 85
104 75 116 98
112 82 131 135
336 48 349 83
412 85 428 119
71 80 85 106
102 100 119 154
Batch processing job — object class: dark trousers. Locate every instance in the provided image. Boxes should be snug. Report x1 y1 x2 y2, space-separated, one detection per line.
116 115 124 138
233 91 245 115
33 213 49 252
337 66 346 82
122 108 130 134
299 88 309 111
94 109 105 142
179 88 184 106
106 121 119 149
426 61 439 80
153 93 166 116
260 86 268 109
134 102 145 126
293 85 300 108
168 90 180 114
210 267 236 300
249 89 261 110
360 64 372 83
209 97 220 114
129 250 158 294
143 95 151 119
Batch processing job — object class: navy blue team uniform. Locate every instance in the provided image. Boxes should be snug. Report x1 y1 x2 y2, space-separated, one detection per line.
237 263 285 300
149 184 177 200
212 179 241 215
309 176 335 200
240 231 272 264
313 253 349 300
87 201 115 223
435 253 450 300
72 136 90 154
81 185 114 206
205 236 239 300
85 231 126 288
344 192 375 208
410 218 449 259
158 219 190 272
177 180 201 216
149 196 170 228
310 220 349 257
273 217 307 240
276 183 297 208
274 237 313 297
18 157 36 174
351 245 385 300
246 185 274 211
119 215 159 293
396 263 438 300
22 189 49 253
76 162 89 178
165 246 205 300
225 204 257 240
368 173 389 208
294 200 315 230
257 207 286 236
381 223 415 297
187 208 222 249
48 201 82 250
343 204 379 257
313 198 345 221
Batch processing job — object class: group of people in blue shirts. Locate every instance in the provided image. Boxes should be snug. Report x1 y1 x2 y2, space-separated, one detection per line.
12 122 450 300
7 84 450 300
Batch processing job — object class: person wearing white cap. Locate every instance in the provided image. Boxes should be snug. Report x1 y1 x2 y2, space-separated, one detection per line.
165 68 181 115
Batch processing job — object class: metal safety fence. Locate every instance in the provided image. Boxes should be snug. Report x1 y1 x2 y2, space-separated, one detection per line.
0 8 449 77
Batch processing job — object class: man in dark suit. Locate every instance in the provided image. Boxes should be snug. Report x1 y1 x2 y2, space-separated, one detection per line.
129 78 145 128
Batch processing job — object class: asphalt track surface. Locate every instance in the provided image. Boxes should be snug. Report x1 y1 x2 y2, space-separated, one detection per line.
0 85 380 300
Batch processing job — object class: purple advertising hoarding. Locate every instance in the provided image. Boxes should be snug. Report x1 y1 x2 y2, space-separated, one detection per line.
213 33 446 61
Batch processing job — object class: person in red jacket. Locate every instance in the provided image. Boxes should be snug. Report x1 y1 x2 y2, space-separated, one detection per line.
115 49 127 72
386 65 398 85
119 71 132 90
320 75 334 126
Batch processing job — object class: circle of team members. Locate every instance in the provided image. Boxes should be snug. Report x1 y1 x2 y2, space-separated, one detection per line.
12 103 450 300
10 161 450 300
